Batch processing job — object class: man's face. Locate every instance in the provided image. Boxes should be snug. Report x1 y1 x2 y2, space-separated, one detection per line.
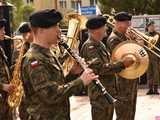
42 24 61 45
148 24 155 32
22 32 33 43
0 26 5 40
115 21 131 33
91 26 106 41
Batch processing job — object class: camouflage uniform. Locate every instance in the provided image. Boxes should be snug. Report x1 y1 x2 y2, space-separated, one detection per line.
80 37 126 120
146 31 160 93
107 29 138 120
0 46 12 120
20 42 30 120
21 43 85 120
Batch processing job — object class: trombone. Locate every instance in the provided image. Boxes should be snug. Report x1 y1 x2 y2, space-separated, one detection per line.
126 27 160 58
105 15 160 58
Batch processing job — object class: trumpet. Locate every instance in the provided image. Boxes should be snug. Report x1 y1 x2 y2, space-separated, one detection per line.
104 15 160 59
126 27 160 58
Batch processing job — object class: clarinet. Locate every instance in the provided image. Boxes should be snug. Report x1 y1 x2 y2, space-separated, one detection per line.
59 40 117 104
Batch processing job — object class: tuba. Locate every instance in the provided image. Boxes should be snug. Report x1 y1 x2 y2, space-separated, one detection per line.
62 12 87 76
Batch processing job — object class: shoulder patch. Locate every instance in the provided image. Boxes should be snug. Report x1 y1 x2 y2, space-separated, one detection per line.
31 60 39 69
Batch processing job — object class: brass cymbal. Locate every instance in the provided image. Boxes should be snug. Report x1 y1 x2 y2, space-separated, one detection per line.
112 41 149 79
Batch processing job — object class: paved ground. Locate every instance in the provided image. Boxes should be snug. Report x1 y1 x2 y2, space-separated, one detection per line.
70 89 160 120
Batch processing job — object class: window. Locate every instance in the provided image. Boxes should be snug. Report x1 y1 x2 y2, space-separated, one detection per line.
90 0 97 6
59 0 67 8
71 0 81 10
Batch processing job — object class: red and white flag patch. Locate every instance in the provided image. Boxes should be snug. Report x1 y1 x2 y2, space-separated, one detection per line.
31 60 39 69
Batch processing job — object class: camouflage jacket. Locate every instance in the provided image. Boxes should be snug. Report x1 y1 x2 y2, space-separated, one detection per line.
107 29 138 98
0 46 11 120
0 46 10 92
80 37 125 100
21 43 84 120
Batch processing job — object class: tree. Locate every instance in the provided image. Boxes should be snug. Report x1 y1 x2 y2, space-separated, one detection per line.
6 0 34 30
98 0 160 15
19 4 35 22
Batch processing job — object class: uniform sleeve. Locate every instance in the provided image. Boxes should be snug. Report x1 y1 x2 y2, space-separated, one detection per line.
80 44 104 75
24 60 84 105
0 56 7 83
101 61 125 74
80 44 125 76
0 56 9 93
107 37 122 52
0 83 3 91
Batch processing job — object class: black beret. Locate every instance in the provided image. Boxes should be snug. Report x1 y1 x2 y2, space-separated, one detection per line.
18 22 31 33
146 20 155 27
0 18 6 28
86 16 106 29
29 9 63 28
114 12 132 21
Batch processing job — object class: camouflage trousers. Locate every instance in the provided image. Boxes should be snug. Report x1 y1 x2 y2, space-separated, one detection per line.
147 55 160 87
0 96 13 120
89 84 117 120
19 98 29 120
115 78 138 120
90 96 114 120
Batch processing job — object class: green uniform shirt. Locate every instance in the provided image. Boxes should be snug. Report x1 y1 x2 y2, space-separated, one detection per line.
80 37 125 101
0 46 12 120
21 43 84 120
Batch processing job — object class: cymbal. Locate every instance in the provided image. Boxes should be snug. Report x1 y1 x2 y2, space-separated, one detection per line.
112 41 149 79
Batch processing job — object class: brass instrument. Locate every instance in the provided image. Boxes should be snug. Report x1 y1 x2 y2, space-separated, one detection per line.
105 15 160 58
62 13 87 76
8 42 25 108
104 15 152 79
4 35 23 41
126 27 160 58
112 41 149 79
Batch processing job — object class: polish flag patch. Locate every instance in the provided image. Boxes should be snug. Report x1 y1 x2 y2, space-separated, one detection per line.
31 60 39 69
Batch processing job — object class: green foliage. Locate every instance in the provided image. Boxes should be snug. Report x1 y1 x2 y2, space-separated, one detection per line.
98 0 160 15
19 4 35 22
6 0 34 30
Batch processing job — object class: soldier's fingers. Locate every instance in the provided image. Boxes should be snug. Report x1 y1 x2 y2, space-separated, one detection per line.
91 75 99 80
91 73 95 77
85 68 93 73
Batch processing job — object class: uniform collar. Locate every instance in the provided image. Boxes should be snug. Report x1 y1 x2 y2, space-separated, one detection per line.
89 35 101 46
148 31 157 36
30 43 53 57
113 29 127 40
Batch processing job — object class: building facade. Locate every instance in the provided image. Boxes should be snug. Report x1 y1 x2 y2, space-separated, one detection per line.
24 0 97 13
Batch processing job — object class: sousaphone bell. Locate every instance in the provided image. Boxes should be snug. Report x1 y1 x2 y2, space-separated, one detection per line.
112 41 149 79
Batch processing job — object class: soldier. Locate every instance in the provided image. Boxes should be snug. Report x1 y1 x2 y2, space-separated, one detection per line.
107 12 138 120
18 22 33 52
21 9 98 120
12 22 33 65
145 21 160 94
13 22 33 120
0 18 16 120
80 16 134 120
